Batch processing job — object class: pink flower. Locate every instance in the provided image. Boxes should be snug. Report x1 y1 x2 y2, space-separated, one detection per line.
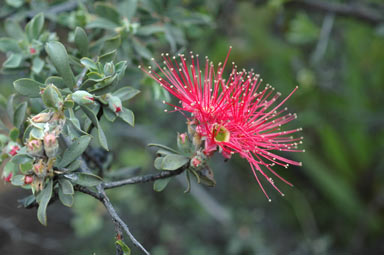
142 48 304 200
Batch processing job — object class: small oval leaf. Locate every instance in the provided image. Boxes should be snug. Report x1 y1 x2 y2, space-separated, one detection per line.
45 41 76 89
153 178 171 192
161 154 189 170
37 179 53 226
58 135 92 168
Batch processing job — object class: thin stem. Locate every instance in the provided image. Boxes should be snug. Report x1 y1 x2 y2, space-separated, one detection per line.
79 157 150 255
62 136 151 255
103 167 187 189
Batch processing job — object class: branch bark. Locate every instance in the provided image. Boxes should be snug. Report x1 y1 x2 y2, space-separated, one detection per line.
103 167 186 189
78 157 150 255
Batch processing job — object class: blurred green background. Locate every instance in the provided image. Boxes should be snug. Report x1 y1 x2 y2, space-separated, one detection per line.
1 0 384 254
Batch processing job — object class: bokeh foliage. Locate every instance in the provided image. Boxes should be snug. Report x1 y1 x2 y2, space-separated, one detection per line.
1 0 384 254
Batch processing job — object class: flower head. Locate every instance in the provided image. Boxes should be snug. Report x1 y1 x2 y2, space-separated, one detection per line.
142 48 304 200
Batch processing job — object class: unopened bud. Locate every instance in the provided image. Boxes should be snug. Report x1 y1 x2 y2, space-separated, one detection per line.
107 95 122 113
27 139 44 157
72 90 95 105
8 144 20 156
31 112 51 123
42 84 63 110
103 62 115 76
177 133 191 153
191 156 202 168
33 159 46 177
29 47 36 54
44 133 59 158
24 175 33 185
3 172 13 183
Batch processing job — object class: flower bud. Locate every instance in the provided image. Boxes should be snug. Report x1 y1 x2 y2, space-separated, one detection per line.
107 95 122 113
72 90 95 105
31 177 44 192
103 62 115 76
3 172 13 183
42 84 63 110
44 133 59 158
8 144 20 156
177 132 190 153
29 47 36 54
190 156 202 168
33 159 46 177
31 112 51 123
24 175 33 185
27 139 44 157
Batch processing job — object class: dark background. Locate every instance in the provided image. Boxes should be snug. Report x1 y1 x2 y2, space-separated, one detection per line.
1 0 384 254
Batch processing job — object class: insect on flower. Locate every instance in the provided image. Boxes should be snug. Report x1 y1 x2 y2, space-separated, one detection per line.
141 47 304 201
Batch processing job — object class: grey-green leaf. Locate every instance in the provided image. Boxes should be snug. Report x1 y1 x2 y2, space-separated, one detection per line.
0 38 21 52
119 108 134 126
58 189 74 207
11 175 25 186
161 154 189 170
25 13 45 40
11 153 33 165
153 178 171 192
37 179 53 226
65 172 102 187
3 53 23 68
45 76 66 89
58 135 92 168
45 41 76 89
74 27 89 56
80 57 98 71
97 126 109 151
112 87 140 101
32 57 45 74
80 105 109 151
14 102 28 129
9 128 19 142
59 178 74 195
95 2 121 25
147 143 179 154
132 39 151 60
154 157 164 170
13 78 44 97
